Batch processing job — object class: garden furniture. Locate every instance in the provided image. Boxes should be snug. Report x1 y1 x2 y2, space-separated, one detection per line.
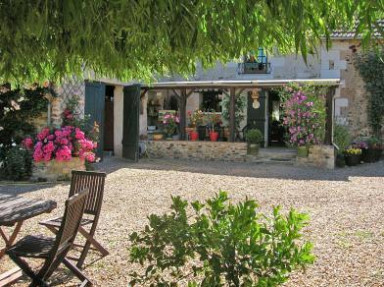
0 196 57 286
6 189 92 286
40 170 108 268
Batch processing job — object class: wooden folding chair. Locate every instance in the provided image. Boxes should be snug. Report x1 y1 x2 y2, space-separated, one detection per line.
6 189 92 287
40 170 108 269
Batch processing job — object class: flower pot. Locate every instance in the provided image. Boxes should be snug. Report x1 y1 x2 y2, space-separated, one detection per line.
189 131 199 141
247 143 260 155
335 154 346 168
362 149 376 163
297 146 308 157
197 125 207 141
153 134 163 141
209 131 219 141
344 154 360 166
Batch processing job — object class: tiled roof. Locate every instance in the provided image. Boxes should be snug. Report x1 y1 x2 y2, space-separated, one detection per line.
330 20 384 39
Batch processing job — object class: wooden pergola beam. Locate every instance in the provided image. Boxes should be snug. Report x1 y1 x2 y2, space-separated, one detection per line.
229 88 236 142
324 86 335 145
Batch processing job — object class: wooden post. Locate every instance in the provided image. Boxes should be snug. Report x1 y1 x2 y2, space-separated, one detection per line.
229 88 236 142
179 89 187 140
324 87 335 145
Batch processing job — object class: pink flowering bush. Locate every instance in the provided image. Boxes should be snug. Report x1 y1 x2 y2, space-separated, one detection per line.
280 84 326 147
31 126 97 163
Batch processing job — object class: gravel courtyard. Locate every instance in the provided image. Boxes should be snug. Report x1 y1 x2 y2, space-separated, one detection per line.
1 158 383 286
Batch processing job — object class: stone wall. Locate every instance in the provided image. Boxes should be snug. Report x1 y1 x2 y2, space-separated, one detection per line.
32 157 85 182
295 145 335 169
146 141 247 161
52 79 86 126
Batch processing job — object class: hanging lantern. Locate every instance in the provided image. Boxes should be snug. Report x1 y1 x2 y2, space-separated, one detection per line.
251 89 261 109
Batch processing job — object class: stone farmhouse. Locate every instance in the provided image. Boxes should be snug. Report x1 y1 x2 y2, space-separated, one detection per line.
47 32 377 166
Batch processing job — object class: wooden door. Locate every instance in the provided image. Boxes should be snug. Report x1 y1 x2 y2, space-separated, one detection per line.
122 84 140 161
247 90 266 144
85 81 106 160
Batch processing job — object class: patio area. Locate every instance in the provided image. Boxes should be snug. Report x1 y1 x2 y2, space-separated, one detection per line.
0 157 383 286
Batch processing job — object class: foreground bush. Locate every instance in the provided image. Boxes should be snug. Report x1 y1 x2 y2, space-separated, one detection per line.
130 191 314 287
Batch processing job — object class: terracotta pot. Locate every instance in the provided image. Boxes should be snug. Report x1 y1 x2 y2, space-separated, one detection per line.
209 131 219 141
189 131 199 141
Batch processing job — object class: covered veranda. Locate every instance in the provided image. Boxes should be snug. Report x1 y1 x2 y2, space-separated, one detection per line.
140 79 340 145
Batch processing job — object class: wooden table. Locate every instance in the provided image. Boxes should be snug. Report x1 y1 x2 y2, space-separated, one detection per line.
0 196 57 286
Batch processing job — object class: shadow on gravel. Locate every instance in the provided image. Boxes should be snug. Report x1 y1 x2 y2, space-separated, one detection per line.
94 157 384 182
0 182 68 197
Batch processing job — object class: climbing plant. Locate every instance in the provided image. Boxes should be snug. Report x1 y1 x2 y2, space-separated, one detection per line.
354 50 384 138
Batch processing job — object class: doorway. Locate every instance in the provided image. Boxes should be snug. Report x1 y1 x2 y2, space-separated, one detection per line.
268 90 286 146
104 85 115 155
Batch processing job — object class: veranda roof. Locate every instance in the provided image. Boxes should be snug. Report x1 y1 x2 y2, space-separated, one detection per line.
141 79 340 90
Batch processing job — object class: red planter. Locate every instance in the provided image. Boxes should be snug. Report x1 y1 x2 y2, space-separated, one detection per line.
189 131 199 141
209 131 219 141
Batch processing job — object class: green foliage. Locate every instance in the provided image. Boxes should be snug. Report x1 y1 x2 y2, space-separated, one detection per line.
246 129 264 144
221 94 246 130
333 124 351 154
0 147 32 181
0 1 382 83
353 50 384 138
0 85 55 150
129 191 315 287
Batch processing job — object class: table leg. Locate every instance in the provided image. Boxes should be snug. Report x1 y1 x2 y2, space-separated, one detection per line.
0 221 23 259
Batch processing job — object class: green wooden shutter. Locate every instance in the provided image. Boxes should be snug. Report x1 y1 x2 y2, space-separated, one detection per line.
122 84 140 161
84 81 106 160
247 90 266 140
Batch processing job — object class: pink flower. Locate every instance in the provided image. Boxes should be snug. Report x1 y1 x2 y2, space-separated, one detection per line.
75 128 85 140
55 146 72 162
86 152 96 162
37 127 50 141
43 141 55 153
22 137 34 150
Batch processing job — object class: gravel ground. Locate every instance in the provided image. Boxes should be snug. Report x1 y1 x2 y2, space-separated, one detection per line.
0 157 383 286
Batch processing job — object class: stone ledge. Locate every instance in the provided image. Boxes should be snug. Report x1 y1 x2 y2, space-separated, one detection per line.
146 140 247 162
295 145 335 169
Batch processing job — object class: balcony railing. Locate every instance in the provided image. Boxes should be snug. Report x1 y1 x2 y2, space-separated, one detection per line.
237 62 271 75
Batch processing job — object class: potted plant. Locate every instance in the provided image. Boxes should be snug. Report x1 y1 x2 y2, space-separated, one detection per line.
246 129 263 155
333 124 350 167
162 113 179 139
366 137 382 162
208 112 221 142
280 84 326 158
344 147 362 166
187 110 201 141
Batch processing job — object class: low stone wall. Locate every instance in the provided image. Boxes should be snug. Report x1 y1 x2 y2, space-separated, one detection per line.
146 141 247 162
295 145 335 169
32 157 86 181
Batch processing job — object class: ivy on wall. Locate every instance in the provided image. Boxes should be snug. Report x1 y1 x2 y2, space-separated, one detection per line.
354 51 384 138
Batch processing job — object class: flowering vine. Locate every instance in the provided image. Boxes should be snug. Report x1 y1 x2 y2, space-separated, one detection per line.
280 84 326 147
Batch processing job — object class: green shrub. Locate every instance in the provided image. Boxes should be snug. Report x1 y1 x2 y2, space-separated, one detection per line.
129 191 315 287
1 146 32 181
246 128 263 144
333 124 350 154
